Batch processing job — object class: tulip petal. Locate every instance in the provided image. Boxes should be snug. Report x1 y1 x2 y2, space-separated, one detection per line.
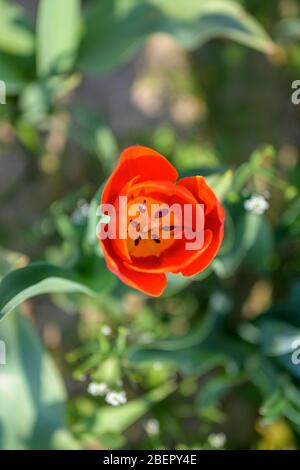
102 146 178 205
176 176 225 276
100 239 167 296
178 176 222 217
124 230 213 274
180 210 224 276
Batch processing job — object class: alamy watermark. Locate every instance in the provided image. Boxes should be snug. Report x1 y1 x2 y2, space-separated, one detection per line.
291 339 300 365
96 197 205 251
291 80 300 105
0 80 6 104
0 340 6 365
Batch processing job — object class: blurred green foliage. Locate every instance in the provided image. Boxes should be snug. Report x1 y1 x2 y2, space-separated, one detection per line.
0 0 300 450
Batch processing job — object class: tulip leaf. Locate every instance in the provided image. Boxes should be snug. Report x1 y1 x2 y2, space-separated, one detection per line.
83 382 175 435
213 212 264 278
37 0 81 77
206 170 233 201
0 0 34 56
245 218 274 274
0 311 69 449
127 293 240 375
133 292 231 352
0 53 29 95
128 344 238 376
72 108 119 174
0 262 98 321
259 389 287 423
260 321 300 357
78 0 275 73
196 373 241 409
84 185 104 256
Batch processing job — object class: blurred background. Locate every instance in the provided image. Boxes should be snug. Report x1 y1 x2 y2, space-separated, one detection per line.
0 0 300 450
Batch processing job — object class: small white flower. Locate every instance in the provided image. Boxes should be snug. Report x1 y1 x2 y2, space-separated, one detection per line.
105 392 119 406
105 390 127 406
244 194 269 215
145 418 160 436
101 325 112 336
208 433 226 449
87 382 108 397
118 391 127 404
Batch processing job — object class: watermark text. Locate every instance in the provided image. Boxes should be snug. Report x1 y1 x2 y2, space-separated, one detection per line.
0 80 6 104
291 80 300 105
0 340 6 365
96 198 205 251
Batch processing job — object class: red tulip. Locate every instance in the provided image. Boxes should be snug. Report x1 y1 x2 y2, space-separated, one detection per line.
98 146 224 296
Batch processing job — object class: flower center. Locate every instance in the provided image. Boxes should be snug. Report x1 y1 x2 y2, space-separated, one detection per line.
126 196 179 258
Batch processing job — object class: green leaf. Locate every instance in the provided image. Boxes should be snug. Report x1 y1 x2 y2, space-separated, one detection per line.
128 345 238 376
0 53 29 94
0 262 96 321
232 162 253 194
259 389 287 424
0 312 67 449
131 291 231 352
71 107 119 174
196 373 241 409
284 403 300 426
163 273 195 297
206 170 233 201
19 82 53 125
278 354 300 380
260 320 300 357
127 293 239 376
159 265 213 298
94 124 119 174
213 212 264 278
83 382 175 435
157 0 275 53
246 218 274 274
36 0 81 77
84 185 104 256
232 146 276 194
78 0 155 73
78 0 275 74
20 75 82 125
0 0 34 56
